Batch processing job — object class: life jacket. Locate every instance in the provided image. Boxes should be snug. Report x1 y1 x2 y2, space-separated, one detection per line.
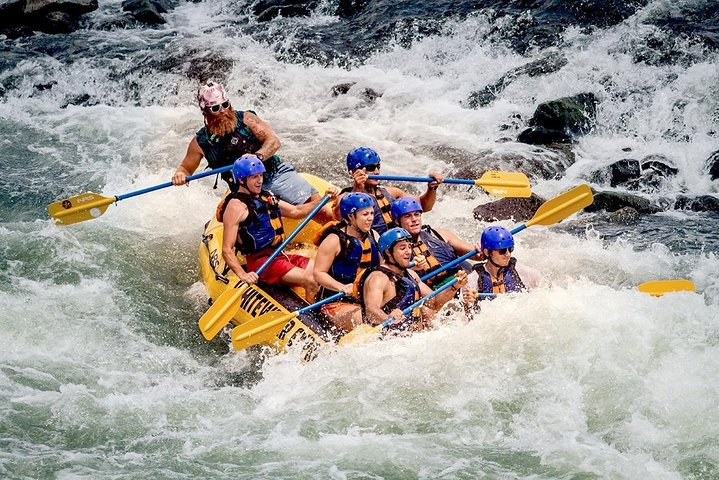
313 221 380 300
195 110 281 183
339 185 395 234
474 257 526 298
216 190 285 254
358 265 422 329
410 225 470 287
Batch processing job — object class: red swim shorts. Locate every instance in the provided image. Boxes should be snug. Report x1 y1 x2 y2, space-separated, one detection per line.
246 250 310 284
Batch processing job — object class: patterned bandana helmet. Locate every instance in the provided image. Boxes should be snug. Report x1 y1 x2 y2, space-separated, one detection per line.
197 81 229 109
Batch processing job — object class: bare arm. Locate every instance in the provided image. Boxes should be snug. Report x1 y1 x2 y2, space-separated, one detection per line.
172 137 204 185
221 200 257 283
363 272 402 325
243 111 281 159
313 234 354 295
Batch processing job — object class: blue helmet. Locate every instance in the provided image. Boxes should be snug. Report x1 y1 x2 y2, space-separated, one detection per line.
232 156 265 182
378 227 411 256
339 192 374 219
390 197 422 220
346 146 381 172
480 226 514 251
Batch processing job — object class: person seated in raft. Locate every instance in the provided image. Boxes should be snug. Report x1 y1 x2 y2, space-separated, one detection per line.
218 155 338 302
341 146 444 234
358 227 468 332
172 81 333 222
461 226 542 307
312 192 381 332
390 196 484 289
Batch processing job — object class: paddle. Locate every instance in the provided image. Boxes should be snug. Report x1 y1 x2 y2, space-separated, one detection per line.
231 292 345 350
338 277 461 346
368 171 531 198
198 195 332 341
637 279 696 296
48 165 234 226
415 183 595 284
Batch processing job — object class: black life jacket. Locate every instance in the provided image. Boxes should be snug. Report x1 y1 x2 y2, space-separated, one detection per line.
217 190 285 254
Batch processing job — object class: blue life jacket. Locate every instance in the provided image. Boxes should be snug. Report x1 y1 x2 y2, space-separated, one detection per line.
217 190 285 254
195 110 281 184
475 258 525 299
359 266 422 329
316 223 380 300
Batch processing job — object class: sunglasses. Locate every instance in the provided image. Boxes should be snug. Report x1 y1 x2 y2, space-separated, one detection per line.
207 101 230 113
495 247 514 255
364 163 381 172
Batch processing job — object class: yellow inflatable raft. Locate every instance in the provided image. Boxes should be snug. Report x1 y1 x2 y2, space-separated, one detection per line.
197 173 338 361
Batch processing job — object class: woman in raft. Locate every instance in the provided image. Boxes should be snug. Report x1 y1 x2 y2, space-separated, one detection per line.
312 192 381 332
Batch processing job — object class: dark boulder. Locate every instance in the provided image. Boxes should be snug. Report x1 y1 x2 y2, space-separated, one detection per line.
606 207 641 225
517 127 572 145
609 159 641 187
1 0 98 35
518 93 598 145
584 190 661 214
330 82 381 101
336 0 366 17
675 195 719 212
466 51 568 109
707 150 719 181
254 0 318 22
122 0 174 25
473 194 546 222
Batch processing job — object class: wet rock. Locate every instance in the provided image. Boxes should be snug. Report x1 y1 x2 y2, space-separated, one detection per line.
517 126 572 145
336 0 366 17
675 195 719 212
584 190 661 214
473 193 546 222
466 51 568 108
122 0 173 25
518 93 598 145
184 54 235 82
609 159 641 187
641 154 679 177
606 207 641 225
0 0 98 35
707 150 719 181
330 82 381 101
254 0 318 22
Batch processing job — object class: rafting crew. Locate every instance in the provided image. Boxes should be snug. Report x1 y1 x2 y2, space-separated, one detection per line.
390 196 484 288
312 192 381 332
358 227 468 332
173 81 333 221
461 226 542 306
218 156 338 302
342 146 444 233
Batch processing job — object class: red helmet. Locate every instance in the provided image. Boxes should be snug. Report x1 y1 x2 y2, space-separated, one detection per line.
197 81 229 109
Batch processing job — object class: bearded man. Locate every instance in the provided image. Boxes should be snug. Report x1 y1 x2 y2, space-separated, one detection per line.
172 81 320 208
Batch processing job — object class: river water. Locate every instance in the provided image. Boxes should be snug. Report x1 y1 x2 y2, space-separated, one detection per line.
2 1 719 478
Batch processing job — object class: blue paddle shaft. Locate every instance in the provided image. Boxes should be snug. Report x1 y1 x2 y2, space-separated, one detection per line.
368 174 470 185
297 292 345 314
381 277 459 329
116 165 234 202
255 196 331 276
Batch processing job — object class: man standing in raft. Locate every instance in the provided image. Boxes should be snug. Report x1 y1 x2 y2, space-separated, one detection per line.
462 226 542 306
172 81 332 219
313 192 381 332
359 227 468 331
218 156 337 302
342 146 444 233
390 196 483 288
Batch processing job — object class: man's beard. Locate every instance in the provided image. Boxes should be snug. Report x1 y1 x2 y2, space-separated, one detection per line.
204 107 237 137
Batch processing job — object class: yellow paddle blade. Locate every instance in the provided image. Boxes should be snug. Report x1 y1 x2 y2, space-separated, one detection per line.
231 311 298 350
476 171 531 198
47 192 116 225
637 279 696 296
525 184 593 228
337 323 382 347
198 283 249 340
